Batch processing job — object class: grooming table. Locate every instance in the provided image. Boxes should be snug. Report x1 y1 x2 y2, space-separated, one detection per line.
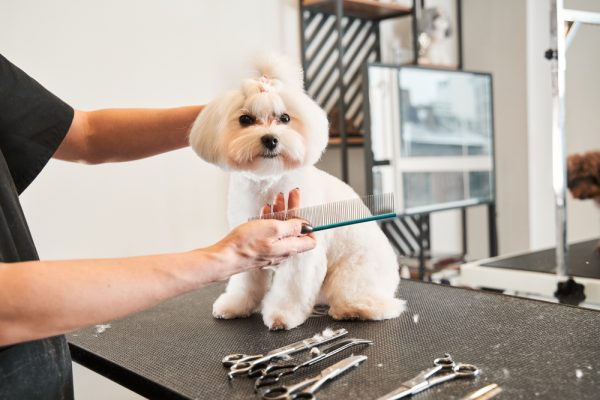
68 280 600 400
460 238 600 306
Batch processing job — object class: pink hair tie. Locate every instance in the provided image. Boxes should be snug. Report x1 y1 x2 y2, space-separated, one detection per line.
259 75 269 92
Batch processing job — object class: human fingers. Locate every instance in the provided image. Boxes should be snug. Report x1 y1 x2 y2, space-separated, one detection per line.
261 204 272 217
273 218 308 238
287 188 301 210
273 192 285 213
268 256 287 266
269 235 316 257
259 256 289 271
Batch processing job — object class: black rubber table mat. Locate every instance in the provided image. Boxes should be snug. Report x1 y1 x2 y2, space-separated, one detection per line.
68 280 600 400
481 239 600 279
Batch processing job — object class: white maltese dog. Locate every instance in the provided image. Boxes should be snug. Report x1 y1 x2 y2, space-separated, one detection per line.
189 56 405 330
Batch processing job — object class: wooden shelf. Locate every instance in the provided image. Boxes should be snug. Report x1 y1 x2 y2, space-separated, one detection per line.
328 135 365 146
303 0 412 20
415 62 460 70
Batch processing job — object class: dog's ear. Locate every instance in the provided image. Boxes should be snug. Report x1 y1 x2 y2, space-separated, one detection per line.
189 90 243 165
253 54 304 91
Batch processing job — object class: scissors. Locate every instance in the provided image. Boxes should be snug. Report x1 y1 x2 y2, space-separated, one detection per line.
223 328 348 378
376 354 481 400
261 354 367 400
255 337 372 389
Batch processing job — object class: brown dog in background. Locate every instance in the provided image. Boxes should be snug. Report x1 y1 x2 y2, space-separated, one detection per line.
568 150 600 203
568 150 600 252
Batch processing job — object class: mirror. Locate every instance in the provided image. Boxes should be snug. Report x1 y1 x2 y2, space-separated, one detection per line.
366 65 495 215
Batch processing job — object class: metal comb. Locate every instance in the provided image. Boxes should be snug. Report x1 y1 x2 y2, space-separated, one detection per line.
253 193 397 233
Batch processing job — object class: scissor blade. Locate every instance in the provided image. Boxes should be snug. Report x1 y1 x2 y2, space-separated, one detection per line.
375 384 414 400
265 328 348 357
376 367 438 400
307 338 372 366
302 355 367 395
317 354 368 380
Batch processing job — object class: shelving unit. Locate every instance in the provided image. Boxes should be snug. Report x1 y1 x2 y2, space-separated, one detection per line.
298 0 497 278
303 0 412 20
299 0 431 272
299 0 418 182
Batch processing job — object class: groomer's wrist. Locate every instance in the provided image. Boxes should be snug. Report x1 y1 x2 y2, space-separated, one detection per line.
195 242 241 283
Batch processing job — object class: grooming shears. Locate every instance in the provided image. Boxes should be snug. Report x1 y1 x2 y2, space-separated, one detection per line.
260 354 367 400
376 354 481 400
223 328 348 378
254 337 372 389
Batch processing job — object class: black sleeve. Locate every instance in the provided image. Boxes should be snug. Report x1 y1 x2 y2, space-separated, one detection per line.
0 54 74 194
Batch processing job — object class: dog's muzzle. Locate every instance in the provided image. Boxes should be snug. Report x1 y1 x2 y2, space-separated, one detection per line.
567 175 599 189
261 134 279 151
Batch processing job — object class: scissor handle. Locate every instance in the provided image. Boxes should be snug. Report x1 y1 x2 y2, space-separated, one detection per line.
255 373 287 390
262 377 316 400
227 362 254 379
292 393 316 400
263 363 297 375
433 354 455 367
222 353 261 367
262 385 293 400
248 360 278 377
453 363 481 377
228 359 270 379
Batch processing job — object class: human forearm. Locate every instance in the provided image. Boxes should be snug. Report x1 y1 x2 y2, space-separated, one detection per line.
0 214 315 346
54 106 203 164
0 246 226 346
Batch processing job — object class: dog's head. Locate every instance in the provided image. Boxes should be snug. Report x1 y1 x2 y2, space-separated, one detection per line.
567 151 600 201
189 55 329 177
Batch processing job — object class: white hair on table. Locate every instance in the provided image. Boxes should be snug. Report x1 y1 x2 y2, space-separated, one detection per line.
95 324 111 334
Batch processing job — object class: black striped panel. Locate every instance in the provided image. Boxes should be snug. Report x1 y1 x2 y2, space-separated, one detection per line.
381 217 431 257
302 10 380 132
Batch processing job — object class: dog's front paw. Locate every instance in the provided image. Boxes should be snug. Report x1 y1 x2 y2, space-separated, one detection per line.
262 306 309 331
329 297 406 321
212 292 257 319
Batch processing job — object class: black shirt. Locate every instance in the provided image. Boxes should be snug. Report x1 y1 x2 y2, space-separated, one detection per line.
0 54 74 399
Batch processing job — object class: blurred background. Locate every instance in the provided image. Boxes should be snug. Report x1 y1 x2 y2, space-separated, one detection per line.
1 0 599 398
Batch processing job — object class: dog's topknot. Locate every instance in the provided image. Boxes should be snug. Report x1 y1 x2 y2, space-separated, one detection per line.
253 54 304 90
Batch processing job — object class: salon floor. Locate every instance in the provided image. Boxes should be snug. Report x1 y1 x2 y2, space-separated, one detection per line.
74 363 143 400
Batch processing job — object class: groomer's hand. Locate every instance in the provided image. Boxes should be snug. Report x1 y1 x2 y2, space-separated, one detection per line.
212 189 315 276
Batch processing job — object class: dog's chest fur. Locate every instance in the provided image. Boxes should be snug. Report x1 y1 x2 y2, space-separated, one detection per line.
227 167 312 228
226 166 355 229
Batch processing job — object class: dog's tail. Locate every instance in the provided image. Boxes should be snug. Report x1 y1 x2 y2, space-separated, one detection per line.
254 54 304 90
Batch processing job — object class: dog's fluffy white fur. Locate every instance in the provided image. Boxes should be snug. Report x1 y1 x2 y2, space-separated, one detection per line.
189 55 405 330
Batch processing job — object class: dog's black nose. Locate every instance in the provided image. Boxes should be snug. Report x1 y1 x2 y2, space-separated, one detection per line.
261 135 279 150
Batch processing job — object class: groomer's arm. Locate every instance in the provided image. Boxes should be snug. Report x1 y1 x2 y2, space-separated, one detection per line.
0 213 314 347
53 107 203 163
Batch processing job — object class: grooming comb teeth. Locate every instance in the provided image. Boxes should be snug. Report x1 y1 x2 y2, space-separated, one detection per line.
252 193 397 232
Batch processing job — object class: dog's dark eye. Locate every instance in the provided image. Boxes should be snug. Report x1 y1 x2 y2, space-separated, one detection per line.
239 114 255 126
279 113 290 124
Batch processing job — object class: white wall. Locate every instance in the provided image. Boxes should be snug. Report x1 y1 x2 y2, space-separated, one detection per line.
463 0 531 256
526 0 555 250
1 0 299 398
